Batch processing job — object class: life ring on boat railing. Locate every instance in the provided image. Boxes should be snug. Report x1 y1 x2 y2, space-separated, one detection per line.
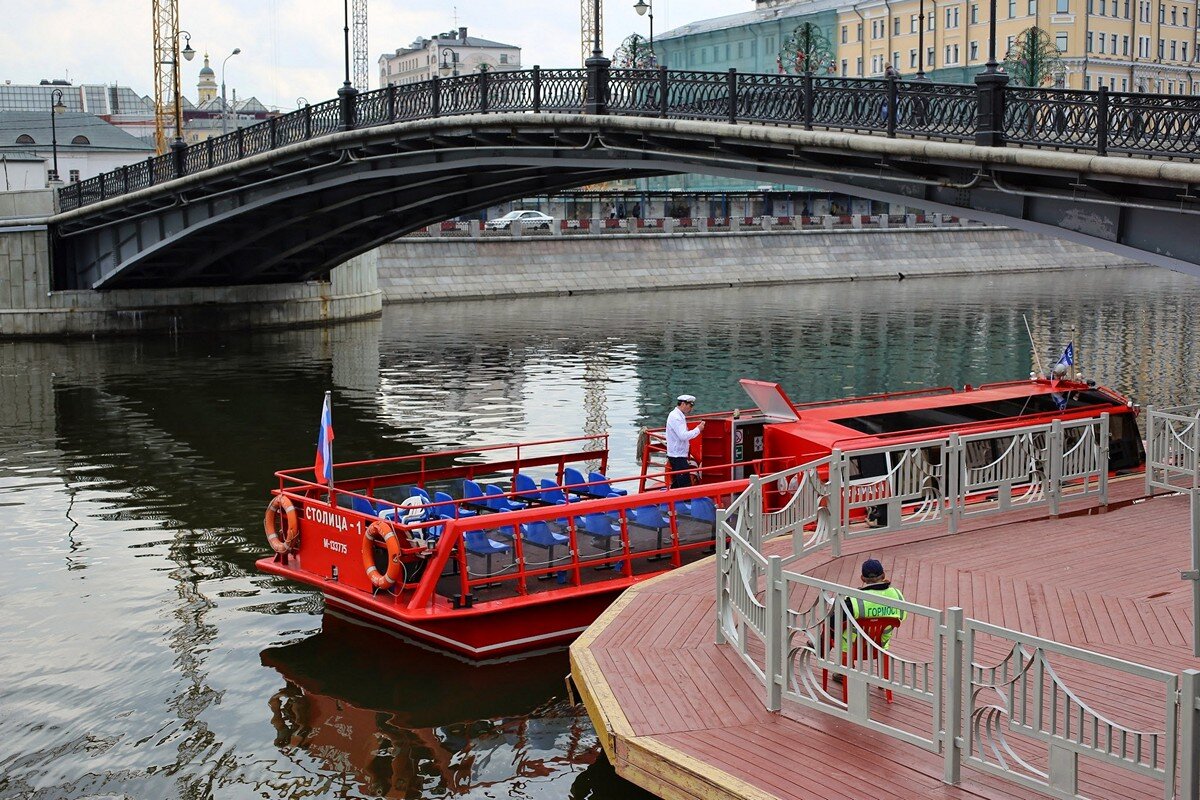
362 520 405 590
264 495 300 554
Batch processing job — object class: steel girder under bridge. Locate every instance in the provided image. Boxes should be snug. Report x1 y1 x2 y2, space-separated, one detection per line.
52 114 1200 289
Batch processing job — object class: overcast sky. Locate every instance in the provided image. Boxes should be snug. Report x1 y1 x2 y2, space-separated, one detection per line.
3 0 749 110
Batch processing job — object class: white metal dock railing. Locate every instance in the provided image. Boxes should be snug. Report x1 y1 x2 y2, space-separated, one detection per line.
715 415 1200 799
1146 404 1200 493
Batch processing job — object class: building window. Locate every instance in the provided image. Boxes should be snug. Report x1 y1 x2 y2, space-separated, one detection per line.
927 46 936 66
894 16 901 34
738 41 744 58
1158 39 1164 58
841 25 848 43
1028 0 1037 14
69 169 80 182
857 22 863 40
1183 41 1189 61
856 56 863 75
1123 0 1129 17
499 54 508 64
1158 4 1164 22
15 134 34 144
909 48 918 67
1184 8 1189 26
1099 33 1106 52
971 4 979 22
841 58 848 74
1122 35 1129 54
1171 6 1177 24
911 14 919 31
1056 0 1069 11
927 14 935 29
1056 32 1068 51
970 40 979 59
1087 31 1094 51
1009 0 1017 17
70 135 90 145
1171 40 1177 60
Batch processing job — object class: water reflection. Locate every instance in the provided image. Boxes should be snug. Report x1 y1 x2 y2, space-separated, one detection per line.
0 267 1196 799
261 611 603 798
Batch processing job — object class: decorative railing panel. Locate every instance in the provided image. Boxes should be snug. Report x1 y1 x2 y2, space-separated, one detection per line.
896 82 976 140
1146 404 1200 492
716 483 773 684
965 620 1178 798
55 66 1200 213
1004 87 1101 150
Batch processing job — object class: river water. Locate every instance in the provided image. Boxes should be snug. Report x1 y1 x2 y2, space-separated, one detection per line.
1 266 1198 799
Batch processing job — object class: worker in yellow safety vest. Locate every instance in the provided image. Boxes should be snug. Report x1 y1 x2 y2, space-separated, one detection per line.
841 558 906 651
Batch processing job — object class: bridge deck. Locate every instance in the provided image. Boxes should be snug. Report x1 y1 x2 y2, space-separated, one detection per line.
571 477 1200 800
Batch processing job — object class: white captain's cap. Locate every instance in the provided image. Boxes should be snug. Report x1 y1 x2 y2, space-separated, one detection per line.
677 394 696 403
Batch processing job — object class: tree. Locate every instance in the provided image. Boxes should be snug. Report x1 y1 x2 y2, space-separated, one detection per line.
1002 27 1065 87
779 22 835 75
613 33 656 69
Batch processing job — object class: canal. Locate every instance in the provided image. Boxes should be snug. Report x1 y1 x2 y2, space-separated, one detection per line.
1 266 1197 799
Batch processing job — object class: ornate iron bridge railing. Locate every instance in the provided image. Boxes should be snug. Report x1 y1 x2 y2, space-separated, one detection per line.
57 65 1200 213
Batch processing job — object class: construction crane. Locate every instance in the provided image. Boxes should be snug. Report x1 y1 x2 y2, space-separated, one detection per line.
352 0 369 90
581 0 603 66
152 0 187 155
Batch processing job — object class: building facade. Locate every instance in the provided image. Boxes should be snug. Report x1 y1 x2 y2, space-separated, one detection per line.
379 27 522 86
0 111 154 187
653 0 1200 91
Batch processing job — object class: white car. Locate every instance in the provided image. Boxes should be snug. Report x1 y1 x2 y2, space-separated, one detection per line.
485 210 555 230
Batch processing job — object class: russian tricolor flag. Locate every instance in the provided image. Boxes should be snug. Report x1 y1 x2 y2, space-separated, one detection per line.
314 391 334 486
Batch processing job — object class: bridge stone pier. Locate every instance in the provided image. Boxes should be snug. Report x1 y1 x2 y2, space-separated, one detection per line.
0 190 381 337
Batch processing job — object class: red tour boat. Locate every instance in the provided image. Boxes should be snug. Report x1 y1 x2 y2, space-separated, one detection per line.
257 374 1144 659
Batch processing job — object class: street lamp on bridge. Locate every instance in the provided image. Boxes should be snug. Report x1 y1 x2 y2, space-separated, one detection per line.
220 48 242 136
296 97 309 109
48 88 66 183
633 0 655 65
440 47 458 76
170 31 196 153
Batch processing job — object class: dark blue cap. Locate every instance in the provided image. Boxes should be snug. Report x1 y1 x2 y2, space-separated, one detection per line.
861 558 885 579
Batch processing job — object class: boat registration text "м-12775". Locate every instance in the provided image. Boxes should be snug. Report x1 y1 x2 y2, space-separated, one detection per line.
305 505 349 531
323 538 348 555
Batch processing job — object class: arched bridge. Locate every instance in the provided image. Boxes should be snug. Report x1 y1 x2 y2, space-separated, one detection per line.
51 66 1200 289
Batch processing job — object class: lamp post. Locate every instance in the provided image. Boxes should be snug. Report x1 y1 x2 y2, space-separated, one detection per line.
634 0 655 65
440 47 458 76
916 0 927 80
585 0 610 114
171 30 196 152
220 48 241 135
974 0 1009 146
48 88 66 183
296 97 309 108
337 0 358 130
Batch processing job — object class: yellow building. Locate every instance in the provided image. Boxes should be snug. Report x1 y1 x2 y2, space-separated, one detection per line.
834 0 1200 92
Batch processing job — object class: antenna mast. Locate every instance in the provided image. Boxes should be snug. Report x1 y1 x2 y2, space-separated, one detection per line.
352 0 369 90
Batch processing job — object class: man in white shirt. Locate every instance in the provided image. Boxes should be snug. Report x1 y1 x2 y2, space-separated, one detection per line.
666 394 705 489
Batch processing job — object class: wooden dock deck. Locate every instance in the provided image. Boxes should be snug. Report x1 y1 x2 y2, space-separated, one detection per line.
570 477 1200 800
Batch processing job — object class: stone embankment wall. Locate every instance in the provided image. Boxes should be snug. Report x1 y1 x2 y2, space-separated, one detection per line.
0 190 382 337
376 227 1140 303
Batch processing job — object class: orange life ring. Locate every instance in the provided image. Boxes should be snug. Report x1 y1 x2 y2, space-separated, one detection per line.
264 495 300 554
362 520 405 589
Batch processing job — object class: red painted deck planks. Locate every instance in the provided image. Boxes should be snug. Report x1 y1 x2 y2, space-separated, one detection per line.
579 483 1200 800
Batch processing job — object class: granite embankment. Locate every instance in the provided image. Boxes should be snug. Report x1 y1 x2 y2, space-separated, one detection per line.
375 226 1139 303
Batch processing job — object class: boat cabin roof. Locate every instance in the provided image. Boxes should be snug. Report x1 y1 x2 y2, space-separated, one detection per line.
743 378 1130 452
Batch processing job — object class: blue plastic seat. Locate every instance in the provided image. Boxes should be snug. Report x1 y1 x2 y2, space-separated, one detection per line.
514 473 539 503
521 521 570 583
486 483 525 512
434 490 474 520
350 495 378 517
538 478 569 505
582 513 624 570
462 529 511 578
463 479 488 512
681 497 717 523
410 486 432 501
630 504 672 559
563 467 588 494
589 471 629 496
